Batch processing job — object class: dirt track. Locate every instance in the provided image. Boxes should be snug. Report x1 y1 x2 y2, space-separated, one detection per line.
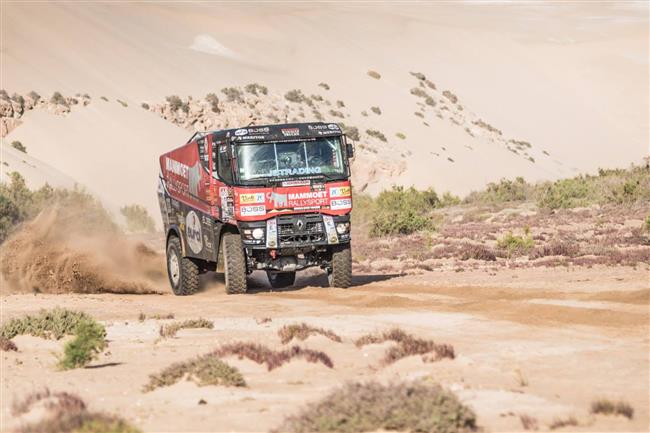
2 265 649 432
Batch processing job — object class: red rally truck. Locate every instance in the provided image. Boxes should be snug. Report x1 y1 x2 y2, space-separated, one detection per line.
158 122 354 295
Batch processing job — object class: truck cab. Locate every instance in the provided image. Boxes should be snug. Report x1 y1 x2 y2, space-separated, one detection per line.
158 122 354 295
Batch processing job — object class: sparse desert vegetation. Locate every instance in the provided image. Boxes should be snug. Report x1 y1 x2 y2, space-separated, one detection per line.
278 323 342 344
367 70 381 79
213 342 333 370
591 398 634 419
11 140 26 152
352 165 650 272
159 318 213 338
355 327 454 365
280 381 477 433
143 355 245 391
0 308 107 369
12 389 141 433
120 204 155 233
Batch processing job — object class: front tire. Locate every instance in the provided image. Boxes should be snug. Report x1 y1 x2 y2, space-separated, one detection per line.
222 233 247 294
266 271 296 289
166 235 200 296
328 244 352 288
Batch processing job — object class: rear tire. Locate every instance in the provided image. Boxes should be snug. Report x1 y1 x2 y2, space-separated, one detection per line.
166 235 200 296
266 271 296 289
222 233 247 294
328 244 352 288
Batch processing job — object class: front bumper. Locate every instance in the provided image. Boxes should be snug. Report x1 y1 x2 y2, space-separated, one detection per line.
239 213 350 250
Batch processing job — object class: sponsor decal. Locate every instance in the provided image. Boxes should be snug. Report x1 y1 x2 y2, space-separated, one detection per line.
322 215 339 244
248 126 270 134
308 124 328 130
281 127 300 137
185 211 203 254
165 157 190 178
240 204 266 217
330 198 352 210
239 192 265 204
266 219 278 248
188 162 201 196
270 166 322 177
288 191 327 200
329 186 351 198
327 123 340 130
282 179 311 187
268 192 288 208
234 128 248 136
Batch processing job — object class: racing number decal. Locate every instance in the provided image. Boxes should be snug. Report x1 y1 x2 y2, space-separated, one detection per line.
185 210 203 254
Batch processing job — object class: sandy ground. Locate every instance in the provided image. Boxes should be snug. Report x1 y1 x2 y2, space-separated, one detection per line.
1 265 648 432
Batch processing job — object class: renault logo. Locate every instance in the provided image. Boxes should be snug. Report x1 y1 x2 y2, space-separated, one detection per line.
296 219 304 231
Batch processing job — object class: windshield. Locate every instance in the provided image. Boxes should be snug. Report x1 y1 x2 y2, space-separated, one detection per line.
236 137 345 182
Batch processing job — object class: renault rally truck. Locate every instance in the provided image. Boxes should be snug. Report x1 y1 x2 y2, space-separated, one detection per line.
157 122 354 295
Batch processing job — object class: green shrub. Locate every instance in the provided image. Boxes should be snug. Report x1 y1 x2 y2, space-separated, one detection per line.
395 132 406 140
165 95 188 112
0 308 92 340
465 177 530 204
144 355 245 391
280 381 477 433
285 89 311 105
244 83 268 96
0 172 116 244
318 82 330 90
370 186 438 236
50 91 68 106
440 191 461 207
644 215 650 234
370 106 381 115
59 319 107 370
497 230 534 257
116 99 128 108
366 129 387 142
205 93 220 113
120 204 155 233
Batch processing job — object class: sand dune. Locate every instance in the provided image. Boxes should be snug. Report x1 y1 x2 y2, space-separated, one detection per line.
2 2 648 210
4 100 188 220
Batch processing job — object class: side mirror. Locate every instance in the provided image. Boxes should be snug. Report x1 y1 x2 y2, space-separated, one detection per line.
345 136 355 159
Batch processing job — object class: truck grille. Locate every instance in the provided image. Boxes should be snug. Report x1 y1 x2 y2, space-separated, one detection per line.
277 214 325 246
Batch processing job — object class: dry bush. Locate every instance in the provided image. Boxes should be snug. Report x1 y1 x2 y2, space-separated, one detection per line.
458 243 497 261
370 106 381 115
278 323 341 344
143 355 245 392
365 129 387 142
442 90 459 104
410 71 426 81
367 70 381 79
549 416 578 430
13 388 140 433
519 414 538 430
318 82 330 90
530 240 580 259
590 398 634 419
355 327 454 365
0 336 17 351
159 318 213 338
280 380 477 433
255 317 272 324
213 342 333 370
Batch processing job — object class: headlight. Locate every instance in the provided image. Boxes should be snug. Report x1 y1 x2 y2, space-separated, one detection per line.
336 222 350 234
252 228 264 239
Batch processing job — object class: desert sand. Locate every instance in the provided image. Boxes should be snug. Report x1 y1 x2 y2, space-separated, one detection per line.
2 2 648 220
